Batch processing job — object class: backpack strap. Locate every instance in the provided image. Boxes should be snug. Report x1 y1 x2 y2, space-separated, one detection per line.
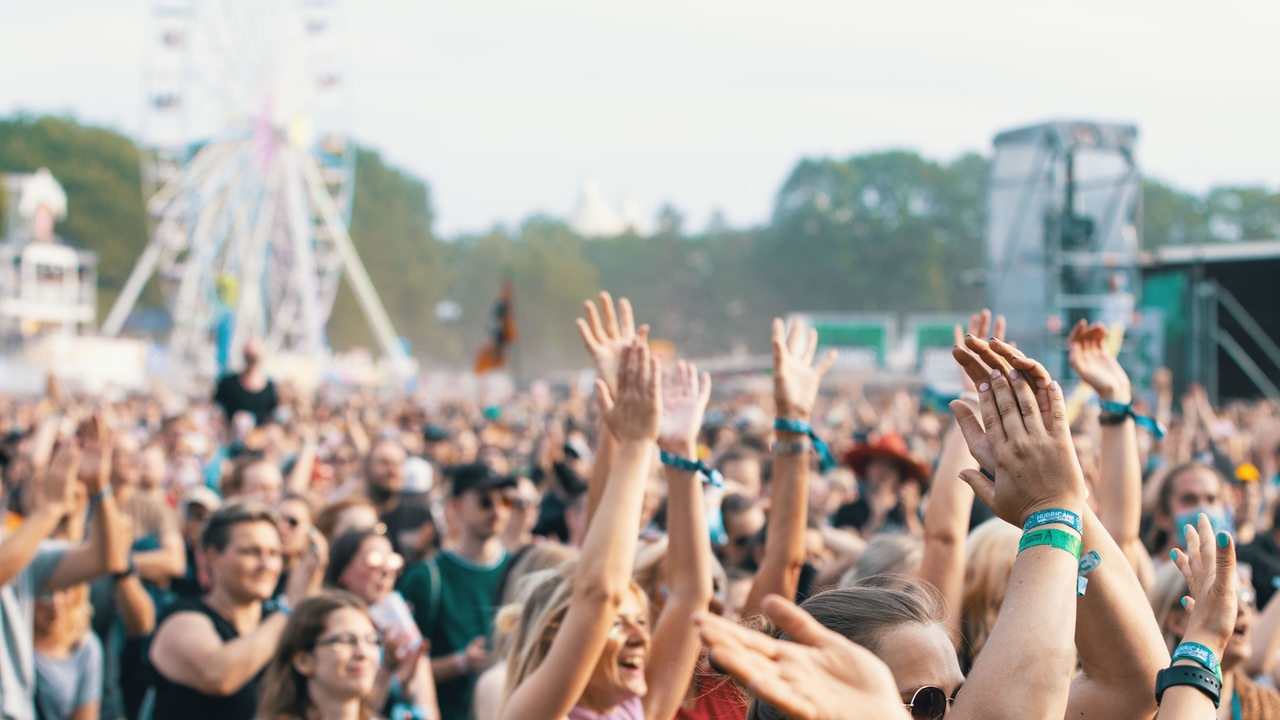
423 556 442 634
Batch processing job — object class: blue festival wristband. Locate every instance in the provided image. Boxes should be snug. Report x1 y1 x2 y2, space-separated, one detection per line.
1023 508 1084 535
1098 399 1167 440
88 485 113 514
658 450 724 489
773 418 836 472
1077 549 1101 597
1173 642 1223 682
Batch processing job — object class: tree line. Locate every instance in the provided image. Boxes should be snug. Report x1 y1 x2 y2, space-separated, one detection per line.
1 115 1277 377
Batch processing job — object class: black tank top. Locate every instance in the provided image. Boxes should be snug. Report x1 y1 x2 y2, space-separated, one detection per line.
150 597 272 720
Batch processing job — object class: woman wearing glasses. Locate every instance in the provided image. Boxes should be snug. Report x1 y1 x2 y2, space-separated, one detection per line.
256 591 380 720
325 528 438 720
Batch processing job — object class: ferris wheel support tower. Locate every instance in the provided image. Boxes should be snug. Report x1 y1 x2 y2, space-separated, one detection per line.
103 0 412 385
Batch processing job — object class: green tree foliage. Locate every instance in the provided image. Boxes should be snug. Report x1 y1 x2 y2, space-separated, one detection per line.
329 146 445 355
3 114 1273 376
1142 180 1280 247
764 151 987 317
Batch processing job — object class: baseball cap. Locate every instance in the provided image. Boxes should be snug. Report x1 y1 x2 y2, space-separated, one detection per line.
449 463 516 497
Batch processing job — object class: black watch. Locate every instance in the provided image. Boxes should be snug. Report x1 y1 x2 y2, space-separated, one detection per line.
112 557 138 581
1155 664 1222 708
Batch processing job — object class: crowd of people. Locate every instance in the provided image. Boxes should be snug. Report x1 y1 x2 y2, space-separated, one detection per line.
2 292 1280 720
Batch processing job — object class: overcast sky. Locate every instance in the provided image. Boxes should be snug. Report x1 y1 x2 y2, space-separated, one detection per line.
3 0 1277 236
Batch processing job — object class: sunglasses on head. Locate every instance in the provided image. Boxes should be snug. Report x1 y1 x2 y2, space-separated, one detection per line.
904 686 954 720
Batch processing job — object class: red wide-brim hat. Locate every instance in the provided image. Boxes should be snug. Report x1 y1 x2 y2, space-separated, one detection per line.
843 432 932 490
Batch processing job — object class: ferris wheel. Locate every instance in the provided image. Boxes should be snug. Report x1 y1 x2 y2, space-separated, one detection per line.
103 0 410 383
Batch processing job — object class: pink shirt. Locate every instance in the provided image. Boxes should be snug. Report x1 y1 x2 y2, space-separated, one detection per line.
568 697 644 720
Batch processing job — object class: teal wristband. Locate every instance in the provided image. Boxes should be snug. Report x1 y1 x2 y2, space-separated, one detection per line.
658 450 724 489
271 595 292 617
1098 399 1167 440
1018 528 1082 560
88 485 113 514
1172 642 1223 682
1023 508 1083 534
773 418 836 471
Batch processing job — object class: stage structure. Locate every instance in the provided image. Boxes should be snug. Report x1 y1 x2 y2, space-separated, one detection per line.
1141 239 1280 402
984 121 1143 378
103 0 411 385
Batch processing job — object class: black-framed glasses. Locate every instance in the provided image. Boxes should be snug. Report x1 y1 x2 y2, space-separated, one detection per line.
315 632 382 650
904 686 954 720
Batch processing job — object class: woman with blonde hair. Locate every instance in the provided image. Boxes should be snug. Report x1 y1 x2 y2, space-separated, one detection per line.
498 335 714 720
472 544 579 720
840 533 923 588
959 518 1021 669
256 591 381 720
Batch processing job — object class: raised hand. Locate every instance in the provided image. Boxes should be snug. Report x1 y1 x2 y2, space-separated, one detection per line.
964 335 1054 432
773 318 836 421
954 309 1007 393
286 527 329 609
576 292 649 397
1068 320 1131 402
658 360 711 455
37 441 83 518
949 345 1087 527
75 412 113 494
1171 513 1238 656
596 341 661 444
695 595 910 720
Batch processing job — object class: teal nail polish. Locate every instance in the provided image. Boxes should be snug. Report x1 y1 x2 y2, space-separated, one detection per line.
1170 549 1178 561
1180 597 1188 608
1217 532 1230 548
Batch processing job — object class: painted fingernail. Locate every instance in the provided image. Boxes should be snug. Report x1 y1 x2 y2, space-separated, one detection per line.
978 382 990 392
990 369 1000 379
1218 532 1230 548
1170 549 1178 561
1180 597 1188 608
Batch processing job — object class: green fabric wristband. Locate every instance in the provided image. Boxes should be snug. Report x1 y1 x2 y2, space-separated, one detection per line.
1018 527 1083 560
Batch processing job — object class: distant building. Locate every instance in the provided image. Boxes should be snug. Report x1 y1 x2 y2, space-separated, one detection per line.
570 179 648 237
0 169 97 346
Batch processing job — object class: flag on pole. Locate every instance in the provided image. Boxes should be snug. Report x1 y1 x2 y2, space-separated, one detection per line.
473 280 517 374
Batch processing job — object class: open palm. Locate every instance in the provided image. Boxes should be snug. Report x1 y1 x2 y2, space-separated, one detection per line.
659 361 711 453
576 292 649 397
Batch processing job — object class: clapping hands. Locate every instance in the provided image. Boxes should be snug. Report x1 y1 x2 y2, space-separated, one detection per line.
950 337 1087 527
